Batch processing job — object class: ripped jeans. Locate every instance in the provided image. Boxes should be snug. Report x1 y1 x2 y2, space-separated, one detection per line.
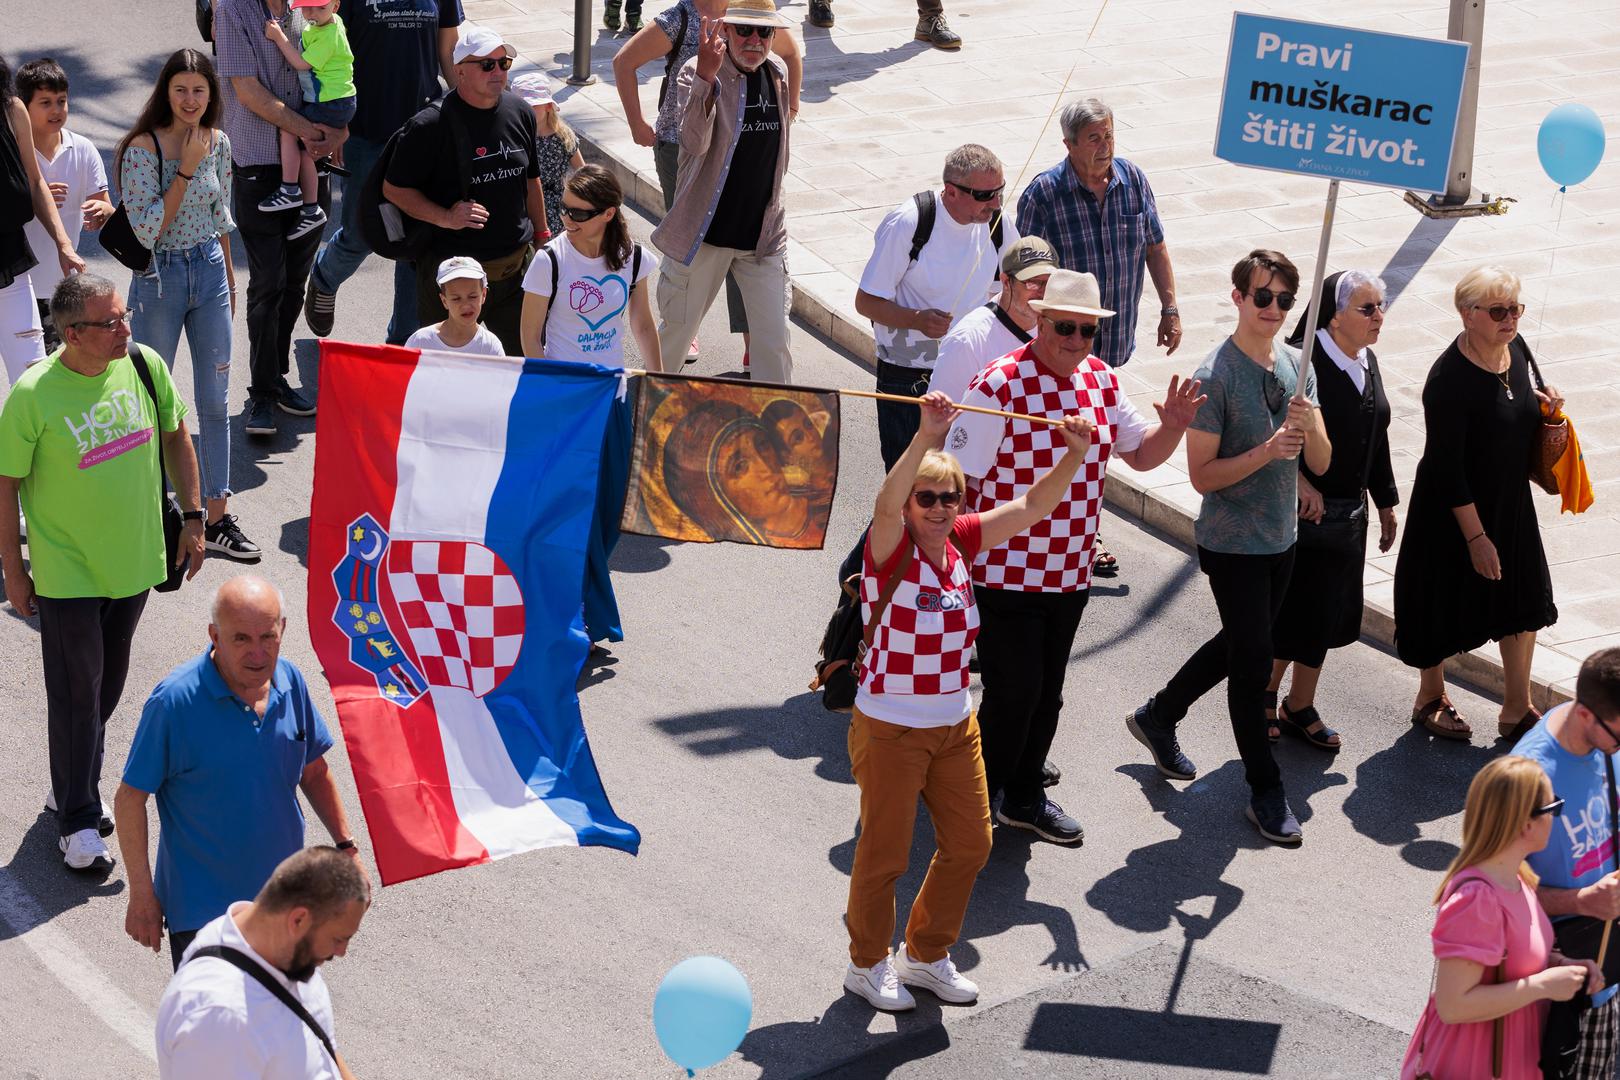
0 271 46 384
129 236 233 500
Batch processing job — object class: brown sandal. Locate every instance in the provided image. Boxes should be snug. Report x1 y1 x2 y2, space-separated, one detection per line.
1412 696 1472 741
1499 709 1541 742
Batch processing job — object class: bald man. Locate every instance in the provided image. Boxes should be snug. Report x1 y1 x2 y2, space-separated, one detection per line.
115 575 361 971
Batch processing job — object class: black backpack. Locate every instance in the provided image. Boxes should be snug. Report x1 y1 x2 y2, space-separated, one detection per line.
907 189 1003 291
536 242 642 350
808 541 911 713
358 101 471 262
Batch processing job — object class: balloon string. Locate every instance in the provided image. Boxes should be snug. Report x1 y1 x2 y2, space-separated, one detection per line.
1535 187 1564 356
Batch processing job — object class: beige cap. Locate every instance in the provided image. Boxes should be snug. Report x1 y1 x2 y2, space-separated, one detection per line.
435 256 488 287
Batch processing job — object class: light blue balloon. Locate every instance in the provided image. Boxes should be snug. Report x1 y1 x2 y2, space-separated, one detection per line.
1537 103 1607 189
653 956 753 1075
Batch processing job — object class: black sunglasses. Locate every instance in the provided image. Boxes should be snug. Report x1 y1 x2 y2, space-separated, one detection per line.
462 56 514 71
911 489 962 509
1352 301 1387 317
561 204 610 222
1262 369 1286 413
1047 318 1098 340
729 24 775 38
947 180 1005 202
1476 302 1525 322
1248 287 1296 311
1533 797 1566 819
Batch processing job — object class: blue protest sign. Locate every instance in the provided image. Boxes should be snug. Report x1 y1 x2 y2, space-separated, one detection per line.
1214 13 1469 193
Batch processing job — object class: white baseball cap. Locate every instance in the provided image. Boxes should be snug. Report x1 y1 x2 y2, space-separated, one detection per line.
435 256 488 287
509 72 555 108
452 26 515 65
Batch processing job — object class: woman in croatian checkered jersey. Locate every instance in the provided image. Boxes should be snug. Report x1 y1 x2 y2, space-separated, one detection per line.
842 390 1093 1014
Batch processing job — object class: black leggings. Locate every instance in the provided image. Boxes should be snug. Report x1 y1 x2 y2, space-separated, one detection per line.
1155 547 1294 796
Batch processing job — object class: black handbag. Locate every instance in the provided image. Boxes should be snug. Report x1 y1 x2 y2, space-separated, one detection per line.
195 0 214 42
1296 355 1380 555
128 344 188 593
100 137 161 274
808 543 911 713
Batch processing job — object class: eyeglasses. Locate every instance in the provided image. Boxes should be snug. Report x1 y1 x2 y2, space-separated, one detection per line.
1047 318 1098 340
911 489 962 509
1247 287 1296 311
728 24 775 38
1475 302 1525 322
1532 797 1566 819
946 180 1006 203
1352 301 1387 317
461 56 514 71
71 312 133 332
1262 369 1286 413
560 204 609 222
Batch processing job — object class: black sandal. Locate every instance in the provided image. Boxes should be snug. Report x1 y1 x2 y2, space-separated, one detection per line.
1092 542 1119 577
1263 690 1280 743
1279 701 1341 752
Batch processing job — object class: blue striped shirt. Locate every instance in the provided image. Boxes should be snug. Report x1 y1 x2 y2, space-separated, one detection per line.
1015 157 1165 367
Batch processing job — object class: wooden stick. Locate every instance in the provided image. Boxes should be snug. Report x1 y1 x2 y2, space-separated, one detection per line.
837 387 1069 427
1599 920 1613 969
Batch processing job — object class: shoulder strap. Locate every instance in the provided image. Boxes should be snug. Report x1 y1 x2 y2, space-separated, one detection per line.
1521 337 1547 394
861 542 913 651
631 242 642 288
907 191 935 263
188 945 337 1064
437 98 472 201
127 345 168 494
538 245 559 349
988 300 1032 345
990 211 1003 253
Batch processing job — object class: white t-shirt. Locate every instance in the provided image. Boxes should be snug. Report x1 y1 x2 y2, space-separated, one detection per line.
520 233 657 368
928 301 1033 404
405 322 507 357
857 194 1020 370
25 129 108 295
156 902 339 1080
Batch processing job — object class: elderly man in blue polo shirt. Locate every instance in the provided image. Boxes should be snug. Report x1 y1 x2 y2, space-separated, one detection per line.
114 574 361 971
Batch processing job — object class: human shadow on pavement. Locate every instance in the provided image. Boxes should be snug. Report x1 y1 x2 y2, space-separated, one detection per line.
1071 556 1197 661
279 515 310 568
653 693 852 783
739 991 952 1079
0 811 123 942
609 534 675 574
795 31 936 106
1343 724 1499 871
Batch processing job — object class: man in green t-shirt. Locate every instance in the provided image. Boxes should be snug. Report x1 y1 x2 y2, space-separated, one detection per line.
0 274 207 873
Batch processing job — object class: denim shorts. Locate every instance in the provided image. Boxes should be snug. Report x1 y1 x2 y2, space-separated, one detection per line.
301 95 356 128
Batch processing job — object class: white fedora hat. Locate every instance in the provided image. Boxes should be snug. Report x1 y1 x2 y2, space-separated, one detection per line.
721 0 793 28
1027 269 1115 319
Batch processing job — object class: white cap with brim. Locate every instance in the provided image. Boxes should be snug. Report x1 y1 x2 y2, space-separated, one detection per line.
720 0 792 27
1027 269 1115 319
452 26 515 64
509 72 555 108
436 256 488 287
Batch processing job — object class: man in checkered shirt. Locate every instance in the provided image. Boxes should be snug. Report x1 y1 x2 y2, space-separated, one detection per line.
945 269 1205 845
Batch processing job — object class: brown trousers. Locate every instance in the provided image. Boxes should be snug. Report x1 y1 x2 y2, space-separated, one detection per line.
845 707 992 968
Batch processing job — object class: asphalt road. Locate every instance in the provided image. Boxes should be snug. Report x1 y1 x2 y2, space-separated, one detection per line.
0 6 1528 1078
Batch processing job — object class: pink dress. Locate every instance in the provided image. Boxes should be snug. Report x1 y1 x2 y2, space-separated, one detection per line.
1400 868 1554 1079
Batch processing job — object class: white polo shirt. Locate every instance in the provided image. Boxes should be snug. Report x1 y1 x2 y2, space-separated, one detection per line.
25 129 107 296
156 901 339 1080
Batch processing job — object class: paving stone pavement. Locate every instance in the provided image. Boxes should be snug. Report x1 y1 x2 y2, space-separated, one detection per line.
488 0 1620 703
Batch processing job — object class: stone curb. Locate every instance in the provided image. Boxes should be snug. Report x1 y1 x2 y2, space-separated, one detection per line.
575 133 1570 714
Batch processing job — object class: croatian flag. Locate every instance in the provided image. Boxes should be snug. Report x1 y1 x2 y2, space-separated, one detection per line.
308 342 640 886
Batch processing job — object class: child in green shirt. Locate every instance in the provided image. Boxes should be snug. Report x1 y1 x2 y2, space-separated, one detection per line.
262 0 357 240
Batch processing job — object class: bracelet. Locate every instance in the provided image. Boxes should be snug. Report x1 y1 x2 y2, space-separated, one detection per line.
176 171 194 182
334 838 357 851
1161 306 1179 317
1466 531 1485 544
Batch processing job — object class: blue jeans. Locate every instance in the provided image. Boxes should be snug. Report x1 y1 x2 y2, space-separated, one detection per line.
876 360 931 472
308 132 418 345
129 237 232 500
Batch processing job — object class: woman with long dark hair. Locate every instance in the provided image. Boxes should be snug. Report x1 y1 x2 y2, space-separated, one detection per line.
117 49 257 561
0 53 85 384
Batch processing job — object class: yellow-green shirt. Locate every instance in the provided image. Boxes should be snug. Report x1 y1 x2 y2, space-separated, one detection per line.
302 15 356 102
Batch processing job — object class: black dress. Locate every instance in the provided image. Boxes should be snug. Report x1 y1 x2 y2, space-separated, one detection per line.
1393 336 1557 669
0 104 37 289
1273 338 1397 667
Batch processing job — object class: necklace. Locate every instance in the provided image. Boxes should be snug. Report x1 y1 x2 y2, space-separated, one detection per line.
1461 337 1513 400
1495 367 1513 401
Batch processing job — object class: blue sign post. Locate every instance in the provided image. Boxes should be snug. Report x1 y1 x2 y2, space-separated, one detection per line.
1213 14 1469 400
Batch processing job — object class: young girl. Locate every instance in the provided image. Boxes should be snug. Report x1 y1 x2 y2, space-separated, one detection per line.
405 257 506 357
510 72 583 242
263 0 356 240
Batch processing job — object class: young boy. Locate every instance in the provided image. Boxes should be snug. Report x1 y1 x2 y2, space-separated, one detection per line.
16 58 112 351
262 0 356 240
404 257 507 356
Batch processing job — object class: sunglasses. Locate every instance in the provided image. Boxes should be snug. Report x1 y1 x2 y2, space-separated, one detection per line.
911 489 962 509
729 24 775 38
71 312 133 332
946 180 1005 202
560 204 609 222
1475 302 1525 322
462 56 514 71
1047 318 1098 340
1352 301 1387 317
1262 369 1286 413
1248 287 1296 311
1532 797 1566 819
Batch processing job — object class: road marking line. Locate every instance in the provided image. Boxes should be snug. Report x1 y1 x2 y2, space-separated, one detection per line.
0 866 158 1061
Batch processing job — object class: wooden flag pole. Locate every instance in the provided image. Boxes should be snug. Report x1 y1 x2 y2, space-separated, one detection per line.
1598 920 1613 970
1294 178 1341 403
836 387 1069 428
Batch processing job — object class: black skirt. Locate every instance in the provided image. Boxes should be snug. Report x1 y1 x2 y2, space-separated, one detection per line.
0 227 36 290
1273 524 1365 667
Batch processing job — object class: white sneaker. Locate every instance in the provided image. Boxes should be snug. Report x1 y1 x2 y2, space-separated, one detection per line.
844 957 916 1012
44 790 114 836
894 943 979 1004
59 828 115 871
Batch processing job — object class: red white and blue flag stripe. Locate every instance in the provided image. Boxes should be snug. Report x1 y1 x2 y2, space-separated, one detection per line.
309 343 640 885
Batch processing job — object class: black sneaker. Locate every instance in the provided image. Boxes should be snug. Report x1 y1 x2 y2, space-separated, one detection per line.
304 277 336 338
1247 789 1303 846
1041 759 1061 788
995 798 1083 845
915 13 961 49
1126 698 1197 781
808 0 834 27
288 205 328 241
205 514 262 562
245 397 278 436
277 377 317 417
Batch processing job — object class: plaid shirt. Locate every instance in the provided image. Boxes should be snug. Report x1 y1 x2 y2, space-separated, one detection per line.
1015 157 1164 367
214 0 308 167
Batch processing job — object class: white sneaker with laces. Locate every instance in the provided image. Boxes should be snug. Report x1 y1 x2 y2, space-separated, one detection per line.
843 957 916 1012
894 943 979 1003
59 828 115 871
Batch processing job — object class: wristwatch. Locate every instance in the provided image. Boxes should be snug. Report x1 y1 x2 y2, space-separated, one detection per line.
334 838 357 851
181 509 205 522
1161 306 1180 317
